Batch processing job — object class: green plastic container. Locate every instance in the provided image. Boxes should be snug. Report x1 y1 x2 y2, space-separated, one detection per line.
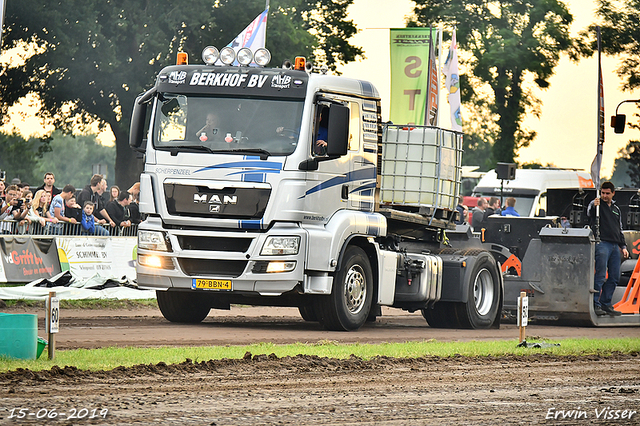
37 337 48 359
0 313 38 360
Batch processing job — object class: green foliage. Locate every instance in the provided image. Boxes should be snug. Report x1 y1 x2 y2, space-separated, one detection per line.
0 133 50 185
592 1 640 176
33 131 116 190
1 0 362 188
1 338 638 372
520 162 558 169
612 140 640 188
592 0 640 92
0 131 114 190
410 0 579 165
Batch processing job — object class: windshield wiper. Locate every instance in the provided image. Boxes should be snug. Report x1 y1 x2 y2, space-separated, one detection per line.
159 145 226 156
227 148 272 160
158 145 272 159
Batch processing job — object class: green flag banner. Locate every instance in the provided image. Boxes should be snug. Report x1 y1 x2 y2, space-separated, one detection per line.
389 28 438 125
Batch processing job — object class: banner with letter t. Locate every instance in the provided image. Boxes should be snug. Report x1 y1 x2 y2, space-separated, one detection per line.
389 28 439 126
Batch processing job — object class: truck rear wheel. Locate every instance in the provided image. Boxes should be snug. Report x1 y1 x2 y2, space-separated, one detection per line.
156 290 211 323
315 246 373 331
455 253 501 329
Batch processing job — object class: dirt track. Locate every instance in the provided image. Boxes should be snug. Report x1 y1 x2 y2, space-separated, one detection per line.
1 306 639 425
3 305 640 349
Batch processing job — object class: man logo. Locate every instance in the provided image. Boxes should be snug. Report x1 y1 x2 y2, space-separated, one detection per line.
209 205 220 213
193 194 238 204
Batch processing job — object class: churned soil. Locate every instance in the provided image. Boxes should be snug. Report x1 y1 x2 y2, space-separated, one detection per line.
1 305 639 425
1 353 639 425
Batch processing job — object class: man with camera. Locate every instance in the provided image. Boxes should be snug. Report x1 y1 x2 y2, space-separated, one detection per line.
0 185 29 234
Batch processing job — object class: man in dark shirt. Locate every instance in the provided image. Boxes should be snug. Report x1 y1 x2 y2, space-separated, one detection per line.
34 172 61 200
586 181 629 316
106 191 132 228
77 174 116 227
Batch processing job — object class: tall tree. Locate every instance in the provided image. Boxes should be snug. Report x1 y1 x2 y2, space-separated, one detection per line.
410 0 580 165
1 0 362 188
592 0 640 93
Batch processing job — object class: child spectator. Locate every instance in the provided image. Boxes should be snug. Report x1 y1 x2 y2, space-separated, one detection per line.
81 201 109 236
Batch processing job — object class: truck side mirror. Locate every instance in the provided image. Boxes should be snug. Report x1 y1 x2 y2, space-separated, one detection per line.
611 114 626 134
326 104 349 157
130 96 148 152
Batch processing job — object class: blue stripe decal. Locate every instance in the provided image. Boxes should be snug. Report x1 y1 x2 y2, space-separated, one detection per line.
301 167 376 198
364 147 377 153
227 169 280 177
195 161 283 173
239 220 262 229
350 182 376 194
242 173 265 183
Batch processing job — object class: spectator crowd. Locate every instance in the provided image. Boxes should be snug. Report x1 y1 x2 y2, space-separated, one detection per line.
0 172 142 236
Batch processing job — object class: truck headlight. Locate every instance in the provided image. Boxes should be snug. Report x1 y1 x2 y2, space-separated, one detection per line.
138 230 170 252
260 236 300 255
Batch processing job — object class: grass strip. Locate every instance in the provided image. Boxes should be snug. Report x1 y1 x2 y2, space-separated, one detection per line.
1 337 638 373
2 299 158 310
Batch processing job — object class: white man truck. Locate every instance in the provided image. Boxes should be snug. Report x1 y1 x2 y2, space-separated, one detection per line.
129 48 503 331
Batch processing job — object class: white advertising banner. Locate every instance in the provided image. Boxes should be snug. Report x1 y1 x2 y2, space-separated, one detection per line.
55 237 137 280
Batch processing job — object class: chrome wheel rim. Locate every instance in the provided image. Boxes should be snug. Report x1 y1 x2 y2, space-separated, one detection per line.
473 268 494 316
344 264 366 314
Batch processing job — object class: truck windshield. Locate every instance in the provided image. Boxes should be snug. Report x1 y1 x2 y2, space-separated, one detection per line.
154 94 304 156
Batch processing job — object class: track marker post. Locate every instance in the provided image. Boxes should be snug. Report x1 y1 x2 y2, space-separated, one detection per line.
46 291 59 360
517 291 528 343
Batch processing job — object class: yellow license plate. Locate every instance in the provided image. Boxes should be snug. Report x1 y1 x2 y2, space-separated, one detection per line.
192 279 232 290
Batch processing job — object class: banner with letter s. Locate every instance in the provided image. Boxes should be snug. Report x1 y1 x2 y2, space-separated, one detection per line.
390 28 439 125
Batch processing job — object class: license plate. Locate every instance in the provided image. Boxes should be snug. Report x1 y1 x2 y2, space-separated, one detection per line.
192 278 232 290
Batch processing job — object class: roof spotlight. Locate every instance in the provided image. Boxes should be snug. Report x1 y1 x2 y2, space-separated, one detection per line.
237 47 253 66
282 59 292 70
305 61 313 72
254 48 271 67
220 46 236 65
202 46 219 65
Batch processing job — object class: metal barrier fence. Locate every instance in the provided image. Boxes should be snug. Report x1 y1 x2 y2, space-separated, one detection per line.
0 220 139 237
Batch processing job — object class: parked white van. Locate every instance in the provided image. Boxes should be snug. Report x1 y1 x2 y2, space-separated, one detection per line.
472 168 595 217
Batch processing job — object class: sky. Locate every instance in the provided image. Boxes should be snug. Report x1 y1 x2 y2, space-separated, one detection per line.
2 0 639 177
337 0 640 177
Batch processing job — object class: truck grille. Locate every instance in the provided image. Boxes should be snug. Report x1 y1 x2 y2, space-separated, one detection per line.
164 183 270 219
178 259 248 277
177 236 252 252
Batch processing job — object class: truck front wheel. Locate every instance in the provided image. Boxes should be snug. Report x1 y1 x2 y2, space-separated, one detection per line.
455 253 501 329
315 246 373 331
156 290 211 323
